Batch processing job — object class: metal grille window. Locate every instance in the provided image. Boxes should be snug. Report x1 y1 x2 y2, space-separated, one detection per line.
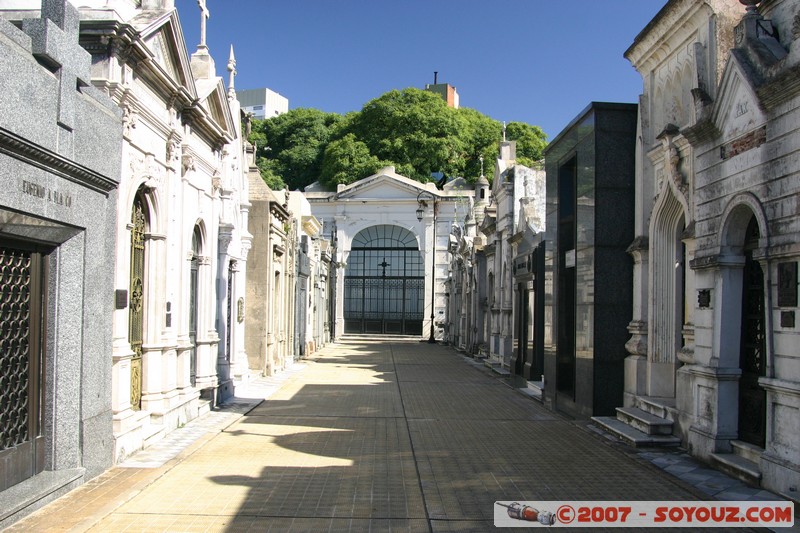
344 225 423 335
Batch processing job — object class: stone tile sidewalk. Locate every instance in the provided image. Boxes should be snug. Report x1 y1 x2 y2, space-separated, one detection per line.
6 339 797 532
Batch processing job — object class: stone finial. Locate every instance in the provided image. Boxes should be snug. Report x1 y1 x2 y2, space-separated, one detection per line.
227 45 236 100
502 121 507 142
739 0 761 15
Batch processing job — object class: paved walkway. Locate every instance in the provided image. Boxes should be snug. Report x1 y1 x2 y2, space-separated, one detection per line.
6 338 796 532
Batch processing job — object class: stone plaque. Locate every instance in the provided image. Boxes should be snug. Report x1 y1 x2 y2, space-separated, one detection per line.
778 262 797 307
115 289 128 309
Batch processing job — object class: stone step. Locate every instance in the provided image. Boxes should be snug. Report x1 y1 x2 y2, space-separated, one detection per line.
197 398 212 417
710 452 762 486
730 439 763 464
518 381 543 401
142 422 165 448
491 366 511 376
527 380 543 400
591 416 682 448
616 407 674 436
637 396 677 421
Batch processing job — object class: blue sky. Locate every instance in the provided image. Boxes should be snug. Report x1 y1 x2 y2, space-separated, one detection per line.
175 0 667 140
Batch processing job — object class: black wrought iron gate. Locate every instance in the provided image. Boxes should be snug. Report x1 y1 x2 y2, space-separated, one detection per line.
344 226 424 335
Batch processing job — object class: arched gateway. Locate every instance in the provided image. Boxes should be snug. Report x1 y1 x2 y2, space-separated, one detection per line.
344 225 424 335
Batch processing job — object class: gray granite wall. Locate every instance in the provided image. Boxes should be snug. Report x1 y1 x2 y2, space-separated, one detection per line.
0 0 121 523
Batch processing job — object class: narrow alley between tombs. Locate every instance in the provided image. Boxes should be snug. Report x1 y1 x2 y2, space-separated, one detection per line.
8 338 770 533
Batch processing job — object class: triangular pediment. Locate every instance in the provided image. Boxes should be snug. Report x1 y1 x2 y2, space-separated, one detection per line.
336 168 438 201
132 9 196 99
195 78 236 138
712 56 767 141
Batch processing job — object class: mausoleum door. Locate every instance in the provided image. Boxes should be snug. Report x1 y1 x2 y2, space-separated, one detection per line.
225 260 234 363
344 225 424 336
189 229 200 387
129 194 147 410
514 283 527 376
0 239 47 490
738 217 767 448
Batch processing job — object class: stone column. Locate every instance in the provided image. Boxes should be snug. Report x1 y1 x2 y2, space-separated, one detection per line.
140 232 167 413
625 237 649 405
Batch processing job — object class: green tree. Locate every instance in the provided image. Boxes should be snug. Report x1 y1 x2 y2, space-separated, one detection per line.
455 107 503 180
244 88 547 190
340 88 465 183
257 108 342 190
256 158 286 190
505 121 547 167
319 134 388 188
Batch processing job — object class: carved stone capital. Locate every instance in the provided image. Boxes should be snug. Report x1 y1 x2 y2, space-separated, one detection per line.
181 154 195 176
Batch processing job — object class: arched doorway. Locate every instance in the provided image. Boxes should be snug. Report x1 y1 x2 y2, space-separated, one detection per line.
344 225 424 335
738 215 766 447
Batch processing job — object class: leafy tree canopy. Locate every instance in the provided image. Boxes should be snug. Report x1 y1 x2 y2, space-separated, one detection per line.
249 108 342 190
246 88 547 191
505 121 547 168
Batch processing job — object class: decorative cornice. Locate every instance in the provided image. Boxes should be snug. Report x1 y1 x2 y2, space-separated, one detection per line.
269 200 290 222
81 19 232 149
755 62 800 110
690 252 746 270
0 126 118 195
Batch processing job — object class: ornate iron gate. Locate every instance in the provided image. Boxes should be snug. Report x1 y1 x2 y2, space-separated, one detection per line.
738 217 766 447
189 228 199 387
226 260 233 362
129 194 146 410
0 240 46 490
344 225 424 335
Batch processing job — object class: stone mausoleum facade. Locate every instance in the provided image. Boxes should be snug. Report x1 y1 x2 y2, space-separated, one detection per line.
1 0 255 523
593 0 800 499
0 0 121 524
305 167 471 342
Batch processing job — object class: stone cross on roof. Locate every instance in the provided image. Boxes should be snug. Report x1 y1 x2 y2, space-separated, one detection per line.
198 0 210 50
22 0 92 140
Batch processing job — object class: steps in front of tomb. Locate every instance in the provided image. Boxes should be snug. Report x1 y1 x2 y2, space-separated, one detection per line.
616 406 674 435
520 380 543 401
591 397 681 447
142 420 166 448
710 440 763 486
637 396 677 422
592 415 682 447
483 358 510 376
